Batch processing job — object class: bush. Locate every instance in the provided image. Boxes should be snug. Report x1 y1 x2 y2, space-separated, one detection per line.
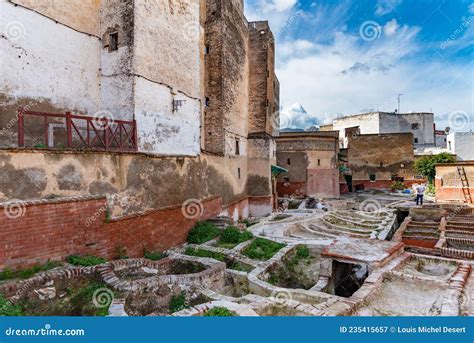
187 222 220 244
0 294 24 316
390 181 405 191
184 248 226 262
203 306 236 317
242 238 286 261
66 255 106 267
0 261 62 281
143 249 167 261
219 227 253 247
414 153 455 183
169 292 187 314
295 245 310 260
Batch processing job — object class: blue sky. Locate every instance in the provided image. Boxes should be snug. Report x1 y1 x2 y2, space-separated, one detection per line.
245 0 474 131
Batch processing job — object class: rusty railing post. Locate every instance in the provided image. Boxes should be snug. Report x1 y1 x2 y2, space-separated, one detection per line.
66 111 72 148
133 119 138 151
17 108 25 147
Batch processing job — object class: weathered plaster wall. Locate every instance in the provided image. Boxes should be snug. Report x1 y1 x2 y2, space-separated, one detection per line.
447 132 474 161
99 0 135 121
276 133 339 198
10 0 100 35
0 0 101 146
332 112 435 148
348 133 415 182
379 112 435 147
333 113 380 147
0 149 249 216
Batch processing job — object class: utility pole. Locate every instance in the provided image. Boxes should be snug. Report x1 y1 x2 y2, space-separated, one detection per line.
397 94 403 114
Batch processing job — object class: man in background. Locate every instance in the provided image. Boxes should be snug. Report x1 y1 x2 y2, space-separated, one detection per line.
415 183 426 206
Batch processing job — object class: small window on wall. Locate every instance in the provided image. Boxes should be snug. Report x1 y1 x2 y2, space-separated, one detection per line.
411 123 420 130
414 138 419 144
235 140 240 156
238 168 241 179
318 159 321 166
205 46 210 55
369 174 376 182
287 158 291 165
109 32 118 52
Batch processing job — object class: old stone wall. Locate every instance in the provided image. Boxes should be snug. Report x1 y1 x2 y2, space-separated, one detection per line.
435 163 474 204
347 133 416 187
276 133 339 198
203 0 249 156
0 196 222 270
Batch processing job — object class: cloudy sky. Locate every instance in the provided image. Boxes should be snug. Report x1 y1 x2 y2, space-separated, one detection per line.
245 0 474 131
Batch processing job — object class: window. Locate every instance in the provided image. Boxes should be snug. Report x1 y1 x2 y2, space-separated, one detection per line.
414 138 419 144
205 46 210 54
235 140 240 156
369 174 376 182
318 159 321 166
238 168 241 179
411 123 420 130
205 97 210 107
109 32 118 52
287 158 291 165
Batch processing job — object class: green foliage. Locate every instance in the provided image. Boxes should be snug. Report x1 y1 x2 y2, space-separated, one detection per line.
203 306 236 317
34 143 47 149
390 181 405 191
217 227 253 248
105 208 112 223
414 153 455 183
143 249 167 261
242 238 286 261
187 222 220 244
169 292 187 314
287 245 312 273
66 255 106 267
426 183 436 196
0 261 62 281
68 281 113 316
227 261 253 273
184 248 226 262
295 245 310 260
0 294 24 316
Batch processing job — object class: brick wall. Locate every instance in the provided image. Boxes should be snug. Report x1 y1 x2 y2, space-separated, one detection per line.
0 196 222 270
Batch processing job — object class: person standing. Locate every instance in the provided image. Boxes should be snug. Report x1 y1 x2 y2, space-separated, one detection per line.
415 183 426 206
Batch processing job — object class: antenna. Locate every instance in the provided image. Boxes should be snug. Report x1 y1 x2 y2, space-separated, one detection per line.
397 94 403 114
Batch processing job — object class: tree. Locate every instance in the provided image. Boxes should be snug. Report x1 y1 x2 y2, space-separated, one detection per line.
414 152 456 184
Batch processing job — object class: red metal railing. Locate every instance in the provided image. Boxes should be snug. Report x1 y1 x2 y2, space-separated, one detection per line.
17 109 138 152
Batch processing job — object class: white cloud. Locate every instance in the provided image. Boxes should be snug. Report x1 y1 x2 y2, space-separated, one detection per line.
384 19 399 36
375 0 402 16
276 27 473 130
469 3 474 14
272 0 298 12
